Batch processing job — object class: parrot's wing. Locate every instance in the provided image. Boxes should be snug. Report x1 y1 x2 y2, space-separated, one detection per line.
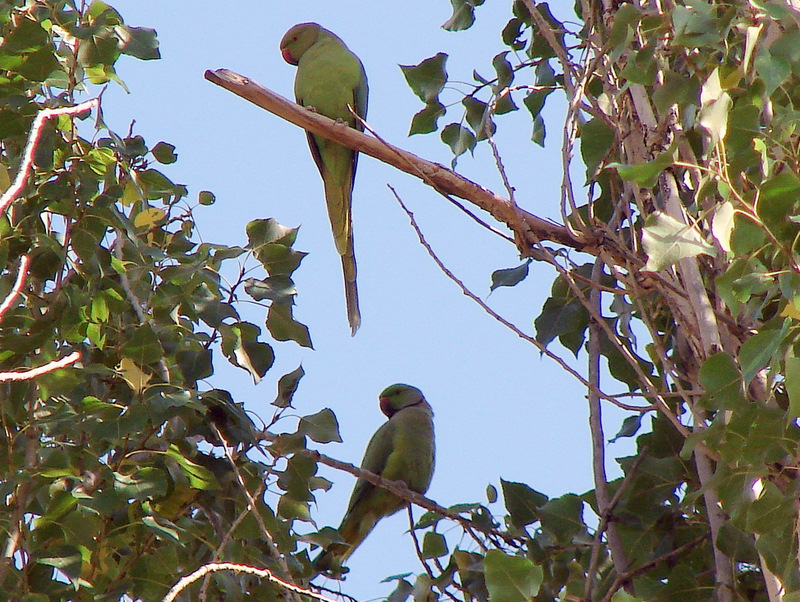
347 69 368 190
345 419 396 514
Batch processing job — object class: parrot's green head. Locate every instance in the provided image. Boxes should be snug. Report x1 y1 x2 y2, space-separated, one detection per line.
379 384 428 418
280 22 322 65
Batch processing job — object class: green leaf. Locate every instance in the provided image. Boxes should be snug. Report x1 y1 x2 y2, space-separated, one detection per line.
492 51 514 90
298 408 342 444
641 211 716 271
747 481 796 534
580 118 616 178
113 468 168 501
490 260 530 291
464 96 495 140
387 579 414 602
266 303 313 348
408 101 446 135
785 356 800 419
609 414 642 443
247 219 307 276
527 3 563 60
442 0 484 31
151 141 177 164
537 494 583 546
739 322 788 386
115 25 160 60
608 147 676 188
755 50 791 96
502 18 526 50
141 515 181 542
484 549 542 601
534 293 590 356
522 88 552 124
608 3 642 48
278 454 316 501
530 114 545 146
220 322 274 383
277 494 312 522
757 172 800 244
246 218 298 248
400 53 448 104
244 276 296 304
196 190 215 206
441 123 476 159
36 547 83 580
422 532 448 558
715 522 759 564
166 445 220 490
176 348 214 384
273 365 305 408
698 353 745 410
119 323 163 364
671 1 721 48
10 45 60 82
501 479 547 527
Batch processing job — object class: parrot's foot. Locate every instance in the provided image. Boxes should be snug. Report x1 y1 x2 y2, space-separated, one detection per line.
304 105 318 113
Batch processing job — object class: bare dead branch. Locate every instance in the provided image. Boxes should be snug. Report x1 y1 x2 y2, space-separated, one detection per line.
0 255 30 322
0 351 81 382
0 99 99 217
203 68 586 252
162 562 338 602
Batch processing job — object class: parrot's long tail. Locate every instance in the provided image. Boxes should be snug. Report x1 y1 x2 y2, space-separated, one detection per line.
341 249 360 336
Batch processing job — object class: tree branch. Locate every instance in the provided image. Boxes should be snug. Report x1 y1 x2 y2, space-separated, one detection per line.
0 255 30 321
584 258 631 600
204 68 586 252
0 351 81 382
162 562 338 602
305 450 518 550
0 99 99 218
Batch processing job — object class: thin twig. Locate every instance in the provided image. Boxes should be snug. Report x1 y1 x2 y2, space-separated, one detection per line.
354 111 516 245
212 425 303 602
388 185 627 410
112 233 170 383
406 506 461 602
585 446 648 598
584 259 630 601
599 532 708 602
407 505 436 581
200 480 267 601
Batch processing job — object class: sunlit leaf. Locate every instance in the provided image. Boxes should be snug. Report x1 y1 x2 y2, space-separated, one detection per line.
484 550 542 601
641 211 716 271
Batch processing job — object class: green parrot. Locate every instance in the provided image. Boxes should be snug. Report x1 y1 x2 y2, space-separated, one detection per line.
280 23 368 336
314 384 435 575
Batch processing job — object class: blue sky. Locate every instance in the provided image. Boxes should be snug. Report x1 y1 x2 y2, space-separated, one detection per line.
101 1 637 599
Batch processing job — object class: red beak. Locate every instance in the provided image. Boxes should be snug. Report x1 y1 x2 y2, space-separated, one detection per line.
281 47 297 65
379 396 393 418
